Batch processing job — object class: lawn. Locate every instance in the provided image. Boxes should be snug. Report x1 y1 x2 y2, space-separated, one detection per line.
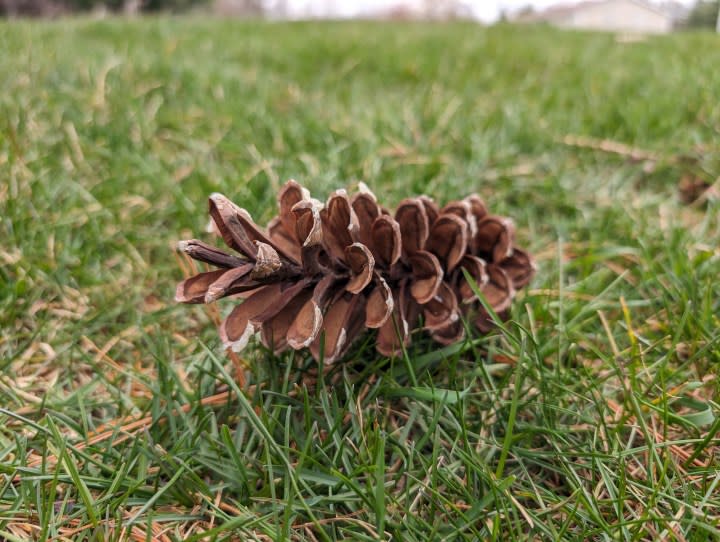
1 17 719 541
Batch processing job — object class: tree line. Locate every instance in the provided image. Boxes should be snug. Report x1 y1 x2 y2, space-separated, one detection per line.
684 0 720 29
1 0 265 16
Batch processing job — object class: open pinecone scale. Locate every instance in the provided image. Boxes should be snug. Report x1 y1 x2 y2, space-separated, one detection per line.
176 181 535 364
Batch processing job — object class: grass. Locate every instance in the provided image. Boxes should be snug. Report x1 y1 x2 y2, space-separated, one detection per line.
1 17 719 541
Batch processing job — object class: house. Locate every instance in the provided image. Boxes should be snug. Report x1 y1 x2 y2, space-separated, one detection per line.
514 0 682 34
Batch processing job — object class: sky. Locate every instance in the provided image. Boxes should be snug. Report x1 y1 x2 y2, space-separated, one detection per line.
282 0 695 22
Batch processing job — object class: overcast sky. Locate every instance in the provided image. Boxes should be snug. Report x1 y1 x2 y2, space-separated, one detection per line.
284 0 694 21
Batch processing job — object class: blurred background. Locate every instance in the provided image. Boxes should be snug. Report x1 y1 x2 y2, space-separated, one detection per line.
2 0 719 33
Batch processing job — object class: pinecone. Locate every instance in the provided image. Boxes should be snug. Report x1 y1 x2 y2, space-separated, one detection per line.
176 180 535 364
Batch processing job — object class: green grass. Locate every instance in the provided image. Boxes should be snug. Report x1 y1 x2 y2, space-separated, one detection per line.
1 17 719 541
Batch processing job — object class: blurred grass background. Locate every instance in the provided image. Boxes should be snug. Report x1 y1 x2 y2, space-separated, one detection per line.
1 19 719 540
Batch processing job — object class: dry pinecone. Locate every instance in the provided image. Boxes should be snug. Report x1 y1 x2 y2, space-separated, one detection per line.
176 180 535 363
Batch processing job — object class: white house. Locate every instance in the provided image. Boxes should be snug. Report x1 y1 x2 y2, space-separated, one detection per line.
516 0 680 34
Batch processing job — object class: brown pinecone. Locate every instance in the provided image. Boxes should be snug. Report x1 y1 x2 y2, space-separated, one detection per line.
176 180 535 363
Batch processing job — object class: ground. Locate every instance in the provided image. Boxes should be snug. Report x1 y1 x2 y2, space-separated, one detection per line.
1 18 719 541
